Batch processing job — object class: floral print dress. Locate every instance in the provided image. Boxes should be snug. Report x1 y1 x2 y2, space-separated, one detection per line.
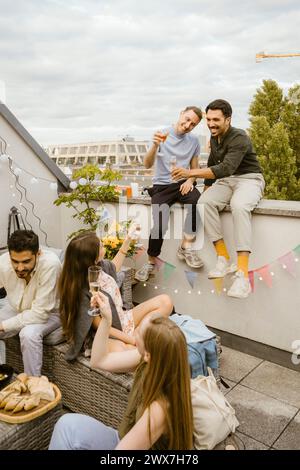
98 270 135 336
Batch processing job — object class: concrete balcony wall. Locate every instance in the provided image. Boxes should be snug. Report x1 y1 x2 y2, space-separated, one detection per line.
58 197 300 355
0 115 63 249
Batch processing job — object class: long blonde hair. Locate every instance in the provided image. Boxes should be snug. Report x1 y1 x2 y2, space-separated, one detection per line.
123 316 193 449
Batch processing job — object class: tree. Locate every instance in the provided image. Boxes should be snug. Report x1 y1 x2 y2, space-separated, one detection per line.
259 123 300 200
249 79 284 128
249 80 300 201
281 84 300 179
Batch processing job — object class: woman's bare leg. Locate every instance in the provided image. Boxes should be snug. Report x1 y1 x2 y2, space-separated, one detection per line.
132 294 173 327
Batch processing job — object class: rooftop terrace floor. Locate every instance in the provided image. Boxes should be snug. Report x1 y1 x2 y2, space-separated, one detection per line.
219 346 300 450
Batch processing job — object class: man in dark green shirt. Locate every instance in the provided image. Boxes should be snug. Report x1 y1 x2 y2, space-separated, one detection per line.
172 99 265 299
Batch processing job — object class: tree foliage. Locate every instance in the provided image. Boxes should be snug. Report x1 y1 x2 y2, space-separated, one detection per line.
249 80 300 200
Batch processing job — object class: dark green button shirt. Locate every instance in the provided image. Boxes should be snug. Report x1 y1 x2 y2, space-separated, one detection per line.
204 126 262 187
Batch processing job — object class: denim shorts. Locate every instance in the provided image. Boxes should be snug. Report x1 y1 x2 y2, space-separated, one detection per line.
187 338 218 378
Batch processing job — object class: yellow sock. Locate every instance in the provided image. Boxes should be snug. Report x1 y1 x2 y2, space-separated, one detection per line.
237 254 249 278
214 240 230 260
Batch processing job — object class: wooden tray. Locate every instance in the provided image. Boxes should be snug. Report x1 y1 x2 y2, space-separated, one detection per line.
0 382 61 424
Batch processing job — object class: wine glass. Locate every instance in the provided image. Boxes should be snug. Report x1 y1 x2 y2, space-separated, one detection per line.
87 265 102 316
158 129 169 142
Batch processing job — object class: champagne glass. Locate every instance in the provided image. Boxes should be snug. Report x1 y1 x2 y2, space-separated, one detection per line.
87 265 102 316
130 222 143 249
132 223 141 240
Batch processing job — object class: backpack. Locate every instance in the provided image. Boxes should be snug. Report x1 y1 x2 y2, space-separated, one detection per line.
191 367 239 450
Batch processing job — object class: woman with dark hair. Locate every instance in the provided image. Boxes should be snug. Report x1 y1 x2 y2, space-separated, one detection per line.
50 291 193 450
59 231 173 360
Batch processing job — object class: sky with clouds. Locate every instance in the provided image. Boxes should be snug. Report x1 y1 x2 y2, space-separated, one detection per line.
0 0 299 145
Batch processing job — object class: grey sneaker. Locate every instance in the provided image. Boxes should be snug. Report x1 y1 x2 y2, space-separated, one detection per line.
134 263 155 282
177 246 204 268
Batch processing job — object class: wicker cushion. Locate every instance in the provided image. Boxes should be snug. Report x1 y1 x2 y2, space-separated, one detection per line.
51 342 133 428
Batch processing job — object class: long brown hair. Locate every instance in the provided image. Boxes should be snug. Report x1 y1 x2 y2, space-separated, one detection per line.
59 232 100 341
123 316 194 450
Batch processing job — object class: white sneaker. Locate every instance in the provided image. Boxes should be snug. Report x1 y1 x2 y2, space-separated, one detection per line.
227 270 251 299
208 256 237 279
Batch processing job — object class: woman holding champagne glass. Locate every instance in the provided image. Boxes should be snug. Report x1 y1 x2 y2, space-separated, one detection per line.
59 228 173 361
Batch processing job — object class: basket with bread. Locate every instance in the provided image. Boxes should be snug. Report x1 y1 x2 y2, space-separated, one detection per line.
0 373 61 423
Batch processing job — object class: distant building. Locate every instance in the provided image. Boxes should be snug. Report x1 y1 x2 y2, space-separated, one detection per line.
46 137 150 170
198 134 207 151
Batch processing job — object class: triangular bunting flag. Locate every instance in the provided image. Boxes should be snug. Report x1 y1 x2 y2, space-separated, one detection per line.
278 252 296 277
248 271 255 292
185 270 197 289
256 265 272 288
163 262 176 281
212 278 223 295
154 257 164 271
293 244 300 256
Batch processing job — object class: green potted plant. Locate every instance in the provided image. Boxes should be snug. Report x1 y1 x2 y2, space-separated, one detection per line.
54 164 122 239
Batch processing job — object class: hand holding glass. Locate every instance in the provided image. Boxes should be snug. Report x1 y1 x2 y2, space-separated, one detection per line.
87 266 102 316
157 130 169 142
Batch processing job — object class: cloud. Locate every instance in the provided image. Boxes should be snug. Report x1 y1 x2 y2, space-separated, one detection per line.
0 0 299 144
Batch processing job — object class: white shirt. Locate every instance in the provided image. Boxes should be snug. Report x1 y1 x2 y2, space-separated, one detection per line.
0 250 61 332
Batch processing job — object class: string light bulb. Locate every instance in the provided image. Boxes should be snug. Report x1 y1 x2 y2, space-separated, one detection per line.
69 181 78 189
13 167 22 176
0 153 9 162
78 178 87 186
282 264 287 269
30 177 38 184
295 258 299 263
259 276 263 281
270 272 275 276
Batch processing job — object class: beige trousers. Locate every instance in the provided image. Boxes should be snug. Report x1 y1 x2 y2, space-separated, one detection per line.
199 173 265 252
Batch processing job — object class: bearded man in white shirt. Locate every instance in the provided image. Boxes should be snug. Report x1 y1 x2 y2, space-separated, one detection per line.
0 230 61 376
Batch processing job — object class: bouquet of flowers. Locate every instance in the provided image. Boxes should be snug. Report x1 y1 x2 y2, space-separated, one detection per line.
101 220 139 260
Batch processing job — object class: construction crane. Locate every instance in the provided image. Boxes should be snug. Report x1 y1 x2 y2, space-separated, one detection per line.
256 52 300 62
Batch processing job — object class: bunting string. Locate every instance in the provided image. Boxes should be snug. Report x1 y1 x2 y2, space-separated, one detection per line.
133 244 300 295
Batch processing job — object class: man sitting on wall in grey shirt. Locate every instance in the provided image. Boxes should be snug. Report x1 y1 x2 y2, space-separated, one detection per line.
172 99 265 299
135 106 204 283
0 230 61 375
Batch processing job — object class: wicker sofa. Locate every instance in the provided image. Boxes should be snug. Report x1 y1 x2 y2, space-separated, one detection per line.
5 266 134 428
5 266 222 431
5 337 132 429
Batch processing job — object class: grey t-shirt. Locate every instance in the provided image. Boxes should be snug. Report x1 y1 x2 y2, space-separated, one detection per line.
152 126 200 185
